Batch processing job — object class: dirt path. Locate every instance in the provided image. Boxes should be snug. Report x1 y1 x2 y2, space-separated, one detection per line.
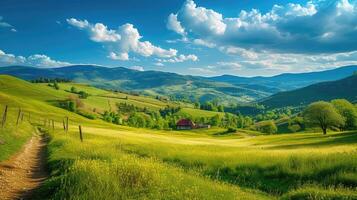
0 134 48 200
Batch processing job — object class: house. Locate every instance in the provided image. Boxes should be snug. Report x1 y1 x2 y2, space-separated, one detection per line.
176 119 195 130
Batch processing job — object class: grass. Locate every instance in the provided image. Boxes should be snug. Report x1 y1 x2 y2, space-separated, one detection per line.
34 128 270 200
1 75 356 199
0 105 33 162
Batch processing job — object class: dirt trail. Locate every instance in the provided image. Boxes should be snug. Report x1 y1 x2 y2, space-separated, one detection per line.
0 134 48 200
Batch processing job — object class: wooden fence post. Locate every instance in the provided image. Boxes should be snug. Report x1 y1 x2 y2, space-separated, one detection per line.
62 119 66 131
52 120 55 130
21 113 24 123
16 108 22 126
79 125 83 142
66 117 69 133
1 105 8 128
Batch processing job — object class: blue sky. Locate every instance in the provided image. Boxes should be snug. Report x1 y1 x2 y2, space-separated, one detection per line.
1 0 357 76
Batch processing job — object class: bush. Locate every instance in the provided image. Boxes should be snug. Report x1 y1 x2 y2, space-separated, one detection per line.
288 124 301 133
256 120 277 134
226 127 237 133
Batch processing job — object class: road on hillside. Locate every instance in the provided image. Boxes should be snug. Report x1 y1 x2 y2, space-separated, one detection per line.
0 135 48 200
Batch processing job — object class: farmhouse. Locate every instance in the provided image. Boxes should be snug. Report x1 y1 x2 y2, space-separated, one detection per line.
176 119 195 130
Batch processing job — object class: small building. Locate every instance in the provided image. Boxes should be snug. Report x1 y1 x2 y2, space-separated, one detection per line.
176 119 195 130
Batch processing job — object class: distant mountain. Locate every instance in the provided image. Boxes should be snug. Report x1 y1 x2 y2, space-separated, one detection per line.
261 75 357 108
209 65 357 90
0 65 271 104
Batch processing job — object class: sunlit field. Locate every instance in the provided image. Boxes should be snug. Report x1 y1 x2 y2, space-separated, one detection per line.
1 75 356 199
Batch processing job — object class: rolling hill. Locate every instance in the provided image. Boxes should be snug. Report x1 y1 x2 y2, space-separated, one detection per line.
209 65 357 90
0 74 356 199
0 65 271 104
261 74 357 108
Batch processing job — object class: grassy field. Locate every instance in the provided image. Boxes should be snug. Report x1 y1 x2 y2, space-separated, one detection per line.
1 75 356 199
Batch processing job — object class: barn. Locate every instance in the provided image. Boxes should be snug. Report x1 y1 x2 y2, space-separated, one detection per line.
176 119 195 130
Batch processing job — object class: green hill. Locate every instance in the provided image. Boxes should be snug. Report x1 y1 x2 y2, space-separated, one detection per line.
262 75 357 108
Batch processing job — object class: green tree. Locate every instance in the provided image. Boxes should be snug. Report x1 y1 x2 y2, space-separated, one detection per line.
70 86 77 93
303 101 345 134
78 91 89 99
68 101 76 112
331 99 357 130
210 114 221 126
217 105 224 112
256 120 277 134
53 81 60 90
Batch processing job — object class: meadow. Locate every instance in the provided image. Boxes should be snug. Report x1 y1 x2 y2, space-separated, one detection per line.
0 75 356 199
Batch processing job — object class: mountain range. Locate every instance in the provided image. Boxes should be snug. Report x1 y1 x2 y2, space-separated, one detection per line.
261 74 357 108
0 65 356 105
209 65 357 90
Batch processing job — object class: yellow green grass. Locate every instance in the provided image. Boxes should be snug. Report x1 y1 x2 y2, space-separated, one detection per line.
1 75 356 199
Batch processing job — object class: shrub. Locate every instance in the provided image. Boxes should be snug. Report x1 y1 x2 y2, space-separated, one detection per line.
256 120 277 134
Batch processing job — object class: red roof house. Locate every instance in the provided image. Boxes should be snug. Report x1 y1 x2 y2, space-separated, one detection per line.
176 119 195 130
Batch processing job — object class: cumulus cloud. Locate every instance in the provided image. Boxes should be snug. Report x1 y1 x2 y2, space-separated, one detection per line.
170 0 357 54
129 65 144 71
0 49 72 68
167 13 186 37
67 18 195 62
67 18 120 42
156 54 198 63
193 39 216 48
178 0 226 36
108 52 129 61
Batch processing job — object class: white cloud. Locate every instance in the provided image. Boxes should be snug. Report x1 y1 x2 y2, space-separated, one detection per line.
178 0 226 36
170 0 357 54
219 46 258 59
167 13 186 36
215 50 357 74
217 62 243 71
154 62 164 67
108 52 129 61
67 18 120 42
193 39 216 48
157 54 198 63
67 18 195 62
188 67 215 75
0 49 72 68
129 65 144 71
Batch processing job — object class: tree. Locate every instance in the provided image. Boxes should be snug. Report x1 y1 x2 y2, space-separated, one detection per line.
70 86 77 93
303 101 345 134
53 81 59 90
256 120 277 134
78 91 89 99
331 99 357 130
218 105 224 112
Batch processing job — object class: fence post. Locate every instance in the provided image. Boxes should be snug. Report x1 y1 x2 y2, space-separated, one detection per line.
1 105 8 128
16 108 22 126
52 120 55 130
79 125 83 142
66 117 69 133
62 119 66 131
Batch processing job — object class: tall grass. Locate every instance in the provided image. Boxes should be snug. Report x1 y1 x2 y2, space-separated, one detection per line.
35 129 270 200
0 105 33 161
